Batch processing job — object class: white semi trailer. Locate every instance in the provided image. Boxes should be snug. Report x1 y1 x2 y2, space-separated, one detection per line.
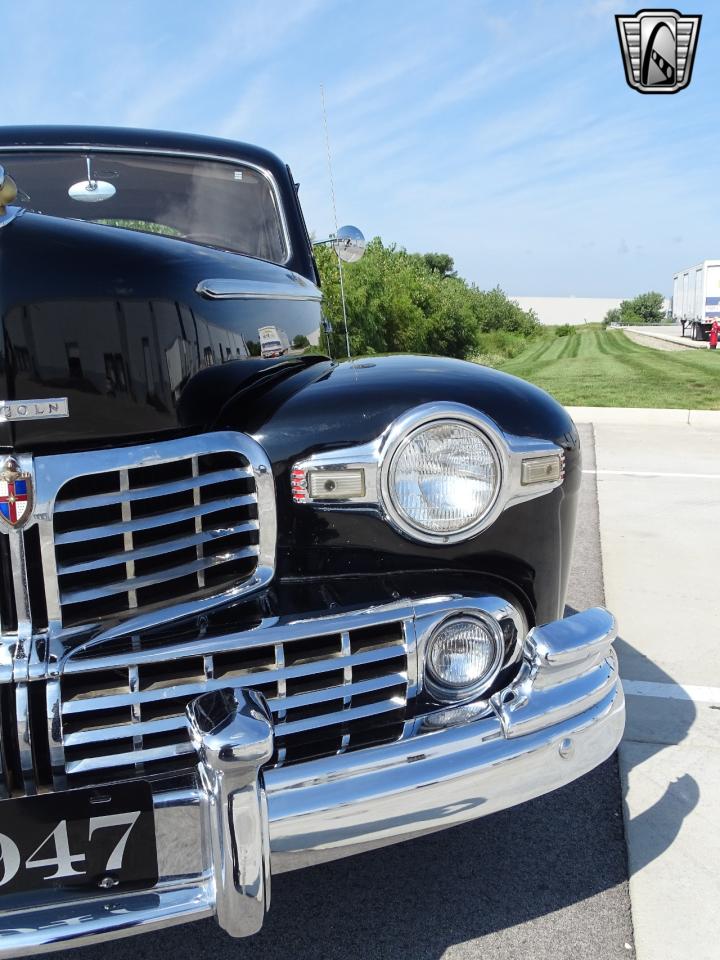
672 261 720 341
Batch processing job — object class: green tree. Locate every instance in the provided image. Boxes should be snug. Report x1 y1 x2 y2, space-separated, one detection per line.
292 334 310 349
314 238 537 360
469 285 539 336
605 291 665 327
626 291 665 325
420 252 457 278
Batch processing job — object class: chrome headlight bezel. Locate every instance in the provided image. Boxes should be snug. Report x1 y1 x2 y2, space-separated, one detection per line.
291 401 565 544
377 407 507 545
423 611 506 703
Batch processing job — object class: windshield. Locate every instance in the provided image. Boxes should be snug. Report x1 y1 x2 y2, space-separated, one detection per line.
2 150 288 263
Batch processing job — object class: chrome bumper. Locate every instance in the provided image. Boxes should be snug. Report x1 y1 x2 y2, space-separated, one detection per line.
0 607 624 957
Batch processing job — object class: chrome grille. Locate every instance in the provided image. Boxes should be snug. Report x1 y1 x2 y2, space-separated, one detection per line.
53 454 258 626
57 609 411 785
32 432 277 631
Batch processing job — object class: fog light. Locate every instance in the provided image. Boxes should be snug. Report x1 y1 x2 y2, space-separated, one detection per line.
425 615 504 702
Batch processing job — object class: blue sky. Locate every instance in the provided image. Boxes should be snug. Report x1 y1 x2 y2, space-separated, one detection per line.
3 0 719 296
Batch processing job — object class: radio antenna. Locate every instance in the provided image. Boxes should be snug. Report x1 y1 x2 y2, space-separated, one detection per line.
321 83 352 360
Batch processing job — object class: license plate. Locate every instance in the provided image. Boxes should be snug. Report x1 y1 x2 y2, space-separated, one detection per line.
0 780 158 897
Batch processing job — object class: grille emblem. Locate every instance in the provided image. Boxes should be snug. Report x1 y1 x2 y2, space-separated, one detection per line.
0 457 33 529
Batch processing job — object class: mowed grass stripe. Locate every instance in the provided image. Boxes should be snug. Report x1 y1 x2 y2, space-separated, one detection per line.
498 327 720 408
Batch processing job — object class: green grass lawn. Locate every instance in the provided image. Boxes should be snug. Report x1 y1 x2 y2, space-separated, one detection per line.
495 326 720 408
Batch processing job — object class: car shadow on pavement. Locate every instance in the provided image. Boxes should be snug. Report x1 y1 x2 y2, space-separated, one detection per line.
612 635 700 877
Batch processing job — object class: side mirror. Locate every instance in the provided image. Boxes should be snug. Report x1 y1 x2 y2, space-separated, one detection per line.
314 225 366 263
333 225 366 263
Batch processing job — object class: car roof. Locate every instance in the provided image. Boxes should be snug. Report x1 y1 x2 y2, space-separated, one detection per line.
0 125 287 178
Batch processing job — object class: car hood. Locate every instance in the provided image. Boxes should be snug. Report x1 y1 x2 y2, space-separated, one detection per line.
0 210 323 451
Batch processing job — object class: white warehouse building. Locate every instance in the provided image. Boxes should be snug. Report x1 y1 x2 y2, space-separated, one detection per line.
509 297 624 326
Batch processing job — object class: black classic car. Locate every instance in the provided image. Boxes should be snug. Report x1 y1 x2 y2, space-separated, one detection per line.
0 127 624 954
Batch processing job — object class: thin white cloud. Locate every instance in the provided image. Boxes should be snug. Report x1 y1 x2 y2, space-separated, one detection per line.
122 0 327 127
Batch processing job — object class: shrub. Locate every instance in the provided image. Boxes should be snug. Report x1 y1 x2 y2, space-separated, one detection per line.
315 240 539 361
604 292 665 327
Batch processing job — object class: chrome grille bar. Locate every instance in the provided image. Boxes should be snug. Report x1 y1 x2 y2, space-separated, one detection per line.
66 743 196 776
191 456 205 590
56 522 259 575
277 697 404 738
53 466 252 513
59 545 260 605
61 642 407 713
119 468 137 610
59 606 414 781
53 496 257 545
62 672 408 747
64 605 409 674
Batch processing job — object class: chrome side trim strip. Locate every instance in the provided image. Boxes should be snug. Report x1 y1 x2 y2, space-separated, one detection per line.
196 276 322 302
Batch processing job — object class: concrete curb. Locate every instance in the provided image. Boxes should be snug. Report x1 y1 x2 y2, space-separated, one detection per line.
566 406 720 426
624 326 707 350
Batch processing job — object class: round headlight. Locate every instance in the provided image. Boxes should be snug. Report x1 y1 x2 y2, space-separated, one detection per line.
385 420 500 541
425 615 503 702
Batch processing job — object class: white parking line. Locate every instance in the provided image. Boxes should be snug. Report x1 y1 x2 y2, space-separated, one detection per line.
583 469 720 480
622 678 720 705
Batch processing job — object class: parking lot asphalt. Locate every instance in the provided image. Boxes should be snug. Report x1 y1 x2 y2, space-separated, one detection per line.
54 424 633 960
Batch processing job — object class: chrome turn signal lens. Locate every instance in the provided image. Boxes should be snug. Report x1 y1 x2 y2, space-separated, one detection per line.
425 615 504 703
521 454 563 485
308 469 365 499
291 467 366 503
